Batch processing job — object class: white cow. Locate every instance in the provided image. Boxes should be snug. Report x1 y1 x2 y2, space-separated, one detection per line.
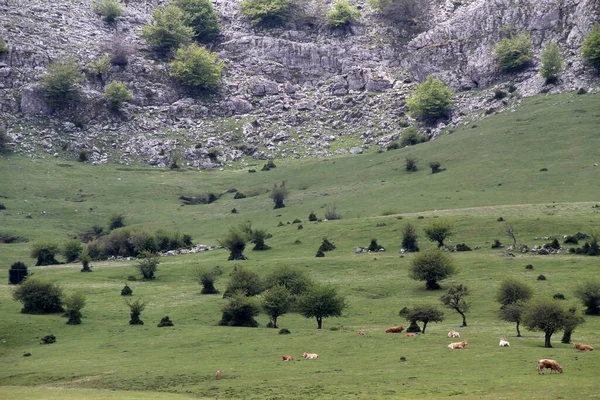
499 338 510 347
447 330 460 338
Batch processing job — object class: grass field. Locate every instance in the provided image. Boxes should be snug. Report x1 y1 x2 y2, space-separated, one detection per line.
1 91 600 399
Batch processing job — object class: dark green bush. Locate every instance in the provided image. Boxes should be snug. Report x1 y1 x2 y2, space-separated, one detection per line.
62 239 83 263
406 75 454 121
108 213 125 230
401 223 419 252
553 293 566 300
308 211 318 222
491 239 503 249
262 160 276 171
41 57 84 110
454 243 471 252
174 0 221 42
278 328 291 334
121 284 132 296
223 266 263 298
196 267 219 294
240 0 290 26
234 192 247 199
494 33 533 72
8 261 28 285
140 4 194 53
219 290 260 327
13 277 64 314
493 88 507 100
126 298 148 325
400 129 428 147
319 238 336 252
316 249 325 257
271 182 289 209
405 157 418 172
367 239 384 252
537 274 546 281
169 43 223 89
157 316 174 327
136 252 160 280
30 241 60 266
429 161 442 174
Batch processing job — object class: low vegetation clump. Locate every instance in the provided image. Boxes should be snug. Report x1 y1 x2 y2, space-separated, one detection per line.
223 266 263 298
93 0 123 23
174 0 221 42
103 81 132 111
157 316 174 327
367 0 425 21
41 57 85 110
219 290 260 327
220 224 249 261
326 0 361 28
581 24 600 72
169 43 223 89
13 277 64 314
239 0 290 26
63 291 86 325
195 267 220 294
270 181 289 209
136 252 160 280
408 248 456 290
401 223 419 252
30 241 61 266
494 33 533 72
400 129 428 147
141 5 194 53
8 261 29 285
126 298 148 325
406 75 454 121
574 280 600 315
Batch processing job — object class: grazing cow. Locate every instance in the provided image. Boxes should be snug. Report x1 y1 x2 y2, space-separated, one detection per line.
358 330 365 336
405 333 416 337
448 340 467 349
537 359 563 374
447 330 460 338
499 338 510 347
385 326 405 333
303 352 319 359
573 343 594 351
282 355 294 361
216 370 221 379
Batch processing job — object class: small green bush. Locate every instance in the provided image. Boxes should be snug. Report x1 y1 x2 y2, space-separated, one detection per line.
367 0 424 22
406 75 454 121
107 37 131 66
136 252 160 280
31 241 61 266
429 161 442 174
8 261 28 285
63 291 86 325
405 157 417 172
319 238 336 252
326 0 361 28
126 298 148 325
41 57 84 110
223 266 263 298
93 0 123 23
401 223 419 252
494 33 533 71
540 41 563 83
157 316 174 327
141 5 194 53
13 277 64 314
400 128 428 147
271 181 289 209
219 290 260 327
537 274 546 281
174 0 221 42
62 239 83 263
103 81 132 110
108 213 125 230
308 211 318 222
581 24 600 72
169 43 223 89
0 33 8 53
240 0 290 26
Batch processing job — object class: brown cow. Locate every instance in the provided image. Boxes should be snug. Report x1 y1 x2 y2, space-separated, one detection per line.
385 326 405 333
448 340 467 349
573 343 594 351
282 355 294 361
537 359 563 374
215 370 221 379
405 333 416 337
358 330 365 336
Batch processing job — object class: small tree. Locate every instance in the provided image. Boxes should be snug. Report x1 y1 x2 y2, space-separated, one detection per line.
108 213 125 230
494 33 533 72
223 266 263 298
219 290 260 327
405 157 418 172
31 241 61 266
326 0 361 28
429 161 442 174
399 305 444 334
271 181 289 209
220 225 248 261
440 283 470 327
126 298 148 325
140 5 194 53
136 252 160 280
8 261 29 285
496 277 533 307
41 57 84 110
86 54 111 87
169 43 223 89
540 41 563 83
103 81 132 111
523 298 568 348
406 75 454 121
498 301 527 337
308 211 318 222
174 0 221 42
401 223 419 252
93 0 123 23
195 267 219 294
62 239 83 263
408 248 456 290
297 283 347 329
574 280 600 315
240 0 290 26
505 224 517 248
261 285 293 328
265 266 313 297
423 220 453 248
13 277 64 314
249 228 272 251
581 24 600 72
561 307 585 344
324 203 341 220
63 291 86 325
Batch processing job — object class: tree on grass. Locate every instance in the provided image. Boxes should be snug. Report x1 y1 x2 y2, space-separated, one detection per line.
13 277 64 314
261 285 293 328
496 277 533 336
440 283 470 327
297 283 347 329
249 228 272 251
494 33 533 72
540 41 563 83
141 4 194 54
223 266 263 298
406 75 454 121
219 290 260 327
271 181 289 209
174 0 221 42
561 307 585 344
126 298 148 325
405 157 418 172
498 302 527 337
62 239 83 263
136 252 160 280
523 298 570 348
574 280 600 315
104 81 132 111
399 304 444 334
264 266 313 297
41 57 84 110
31 241 61 266
220 224 248 260
401 223 419 252
64 291 86 325
408 248 456 290
424 220 453 248
169 43 223 89
195 267 220 294
581 24 600 72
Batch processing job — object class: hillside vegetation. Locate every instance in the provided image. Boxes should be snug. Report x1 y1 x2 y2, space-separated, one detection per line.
1 91 600 399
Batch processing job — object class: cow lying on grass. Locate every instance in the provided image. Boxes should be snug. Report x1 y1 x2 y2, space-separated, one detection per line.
447 330 460 338
537 359 563 374
448 340 467 349
385 326 404 333
358 330 365 336
573 343 593 351
282 355 294 361
303 352 318 359
499 338 510 347
405 333 416 337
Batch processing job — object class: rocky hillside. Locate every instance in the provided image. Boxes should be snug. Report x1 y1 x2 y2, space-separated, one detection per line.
0 0 598 167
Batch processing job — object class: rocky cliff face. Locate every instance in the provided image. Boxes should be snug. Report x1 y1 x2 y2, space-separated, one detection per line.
0 0 598 166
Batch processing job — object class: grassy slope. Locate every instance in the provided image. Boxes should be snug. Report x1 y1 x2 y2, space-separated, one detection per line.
0 91 599 399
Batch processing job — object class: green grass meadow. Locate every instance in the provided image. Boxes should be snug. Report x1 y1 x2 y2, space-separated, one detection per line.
1 91 600 399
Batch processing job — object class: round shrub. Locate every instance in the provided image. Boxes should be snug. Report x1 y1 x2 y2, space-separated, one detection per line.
30 241 61 266
537 274 546 281
8 261 29 285
581 24 600 72
93 0 123 23
525 264 534 270
406 75 454 121
169 43 223 89
326 0 361 28
494 33 533 72
12 277 64 314
278 328 291 334
103 81 132 111
540 41 563 83
240 0 289 26
174 0 221 42
41 57 84 110
141 5 194 53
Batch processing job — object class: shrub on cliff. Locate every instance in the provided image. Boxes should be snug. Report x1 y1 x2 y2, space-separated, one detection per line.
103 81 132 110
174 0 221 43
240 0 290 26
406 75 454 121
540 41 563 83
582 24 600 72
494 33 533 72
41 57 84 110
141 5 194 53
93 0 123 24
326 0 361 28
169 43 223 89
